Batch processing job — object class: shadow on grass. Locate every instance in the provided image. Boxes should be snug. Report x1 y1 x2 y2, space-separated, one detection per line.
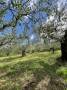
0 56 21 62
0 57 66 90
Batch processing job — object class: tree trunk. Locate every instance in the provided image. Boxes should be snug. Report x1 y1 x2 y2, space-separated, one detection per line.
21 46 26 57
22 49 26 57
61 30 67 61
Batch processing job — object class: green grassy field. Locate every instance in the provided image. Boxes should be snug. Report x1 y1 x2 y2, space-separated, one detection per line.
0 51 67 90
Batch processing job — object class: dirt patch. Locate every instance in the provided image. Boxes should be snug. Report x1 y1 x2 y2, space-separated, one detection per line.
47 77 66 90
22 75 66 90
22 75 36 90
35 75 50 90
35 76 66 90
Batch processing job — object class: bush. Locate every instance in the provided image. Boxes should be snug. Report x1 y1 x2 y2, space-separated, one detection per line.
0 47 10 57
26 44 49 53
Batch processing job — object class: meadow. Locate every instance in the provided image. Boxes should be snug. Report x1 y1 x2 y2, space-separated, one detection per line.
0 51 67 90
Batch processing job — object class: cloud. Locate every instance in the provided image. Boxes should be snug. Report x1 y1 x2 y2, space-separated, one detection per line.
57 0 66 11
29 0 38 10
30 34 34 40
24 0 38 21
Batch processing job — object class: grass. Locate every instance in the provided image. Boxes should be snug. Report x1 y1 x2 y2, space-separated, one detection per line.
0 50 67 90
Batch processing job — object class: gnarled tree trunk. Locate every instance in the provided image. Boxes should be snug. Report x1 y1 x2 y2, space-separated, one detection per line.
61 30 67 61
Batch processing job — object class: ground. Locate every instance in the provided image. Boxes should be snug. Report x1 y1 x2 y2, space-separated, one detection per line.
0 51 67 90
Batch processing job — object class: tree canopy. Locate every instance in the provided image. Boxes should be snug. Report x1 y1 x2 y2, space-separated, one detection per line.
0 0 67 46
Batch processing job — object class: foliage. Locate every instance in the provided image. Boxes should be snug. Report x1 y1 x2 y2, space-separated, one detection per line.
26 42 61 54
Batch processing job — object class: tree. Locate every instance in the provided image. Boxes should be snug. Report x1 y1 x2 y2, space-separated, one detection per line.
42 0 67 60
